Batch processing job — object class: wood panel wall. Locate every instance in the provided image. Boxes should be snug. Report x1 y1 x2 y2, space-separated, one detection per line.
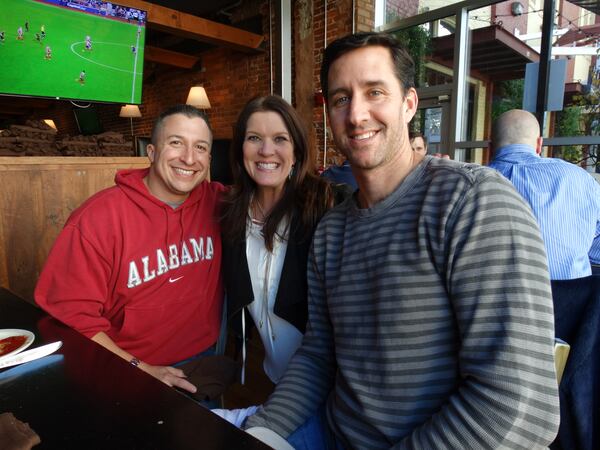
0 157 149 303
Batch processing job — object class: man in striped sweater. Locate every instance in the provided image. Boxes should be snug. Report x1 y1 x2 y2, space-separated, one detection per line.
244 32 560 449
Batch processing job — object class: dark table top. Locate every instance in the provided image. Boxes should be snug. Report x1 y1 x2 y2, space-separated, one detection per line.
0 287 270 450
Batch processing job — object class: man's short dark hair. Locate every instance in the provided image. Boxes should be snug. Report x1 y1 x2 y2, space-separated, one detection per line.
320 32 416 102
151 104 212 145
409 131 428 146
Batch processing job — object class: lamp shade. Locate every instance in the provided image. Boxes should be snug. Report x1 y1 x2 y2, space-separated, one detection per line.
43 119 57 130
186 86 211 109
119 104 142 118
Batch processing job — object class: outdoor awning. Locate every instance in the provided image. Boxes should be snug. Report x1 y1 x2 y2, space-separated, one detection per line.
431 25 539 81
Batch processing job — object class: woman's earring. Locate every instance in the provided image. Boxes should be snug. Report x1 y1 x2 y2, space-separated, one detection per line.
288 165 295 180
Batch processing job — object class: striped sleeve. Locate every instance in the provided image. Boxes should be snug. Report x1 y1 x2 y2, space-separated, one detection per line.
396 174 560 449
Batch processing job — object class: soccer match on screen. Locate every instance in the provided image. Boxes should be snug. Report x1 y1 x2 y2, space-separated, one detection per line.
0 0 146 104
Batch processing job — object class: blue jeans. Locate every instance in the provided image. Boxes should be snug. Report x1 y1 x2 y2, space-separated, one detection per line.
173 345 215 367
287 407 344 450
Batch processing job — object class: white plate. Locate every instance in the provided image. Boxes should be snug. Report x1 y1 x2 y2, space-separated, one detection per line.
0 329 35 361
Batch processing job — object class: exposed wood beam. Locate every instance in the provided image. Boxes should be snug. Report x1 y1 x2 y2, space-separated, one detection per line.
145 45 199 69
118 0 264 52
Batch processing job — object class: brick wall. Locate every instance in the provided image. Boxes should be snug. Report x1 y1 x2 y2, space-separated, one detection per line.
310 0 375 170
385 0 418 22
491 1 528 35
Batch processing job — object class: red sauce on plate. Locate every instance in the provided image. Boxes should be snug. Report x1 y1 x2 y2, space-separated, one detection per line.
0 335 27 357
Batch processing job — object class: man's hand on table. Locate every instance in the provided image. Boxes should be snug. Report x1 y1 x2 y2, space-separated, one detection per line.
139 363 197 393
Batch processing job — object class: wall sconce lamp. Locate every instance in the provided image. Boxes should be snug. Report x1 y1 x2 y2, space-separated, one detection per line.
186 86 211 110
119 104 142 136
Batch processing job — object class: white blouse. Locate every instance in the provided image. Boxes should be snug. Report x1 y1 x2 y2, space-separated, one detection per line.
245 217 303 384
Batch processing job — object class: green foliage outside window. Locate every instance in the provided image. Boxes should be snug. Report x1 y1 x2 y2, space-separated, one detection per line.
554 107 583 163
491 79 524 121
393 25 431 88
572 63 600 170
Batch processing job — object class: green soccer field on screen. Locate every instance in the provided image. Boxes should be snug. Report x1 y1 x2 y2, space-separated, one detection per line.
0 0 145 104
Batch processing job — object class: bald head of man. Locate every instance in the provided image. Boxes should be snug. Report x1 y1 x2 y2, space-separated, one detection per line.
491 109 543 155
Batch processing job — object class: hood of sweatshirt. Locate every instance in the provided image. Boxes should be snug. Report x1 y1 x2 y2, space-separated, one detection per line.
115 168 208 245
115 168 208 210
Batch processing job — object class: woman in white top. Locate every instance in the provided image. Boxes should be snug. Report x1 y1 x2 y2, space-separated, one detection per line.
218 95 346 425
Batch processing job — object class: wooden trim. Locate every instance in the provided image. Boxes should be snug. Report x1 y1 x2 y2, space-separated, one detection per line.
145 46 199 69
0 156 150 302
118 0 264 52
0 156 149 168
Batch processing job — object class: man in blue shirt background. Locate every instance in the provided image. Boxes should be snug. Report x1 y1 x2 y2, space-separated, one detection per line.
489 109 600 280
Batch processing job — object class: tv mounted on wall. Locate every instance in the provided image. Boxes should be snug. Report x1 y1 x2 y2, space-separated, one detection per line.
0 0 146 104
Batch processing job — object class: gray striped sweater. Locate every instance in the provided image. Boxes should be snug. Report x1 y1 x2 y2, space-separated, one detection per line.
246 157 560 449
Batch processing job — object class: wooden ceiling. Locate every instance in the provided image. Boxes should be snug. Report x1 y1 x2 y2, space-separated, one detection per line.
106 0 263 69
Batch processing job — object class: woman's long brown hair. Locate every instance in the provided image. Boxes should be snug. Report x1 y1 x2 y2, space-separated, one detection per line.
221 95 335 252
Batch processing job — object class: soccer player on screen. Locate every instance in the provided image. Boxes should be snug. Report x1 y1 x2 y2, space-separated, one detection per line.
25 21 29 32
131 45 136 54
0 31 5 43
45 46 52 60
78 70 86 84
17 27 23 40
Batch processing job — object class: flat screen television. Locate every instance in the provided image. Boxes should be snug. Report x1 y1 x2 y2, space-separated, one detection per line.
0 0 146 104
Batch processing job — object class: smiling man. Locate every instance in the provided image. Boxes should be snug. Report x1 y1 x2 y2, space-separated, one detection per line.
244 32 560 449
36 105 225 393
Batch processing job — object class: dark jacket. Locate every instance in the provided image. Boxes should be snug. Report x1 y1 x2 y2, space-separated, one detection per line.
551 275 600 450
223 212 314 337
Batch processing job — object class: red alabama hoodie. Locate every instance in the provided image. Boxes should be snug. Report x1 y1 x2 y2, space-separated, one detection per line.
35 168 225 365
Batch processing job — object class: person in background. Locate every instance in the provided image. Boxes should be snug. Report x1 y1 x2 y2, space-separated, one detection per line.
35 105 225 394
244 32 560 449
409 131 451 159
409 130 427 156
489 109 600 280
216 95 347 427
320 158 357 190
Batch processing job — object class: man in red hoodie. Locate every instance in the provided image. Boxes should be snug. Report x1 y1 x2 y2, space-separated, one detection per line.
35 105 225 393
